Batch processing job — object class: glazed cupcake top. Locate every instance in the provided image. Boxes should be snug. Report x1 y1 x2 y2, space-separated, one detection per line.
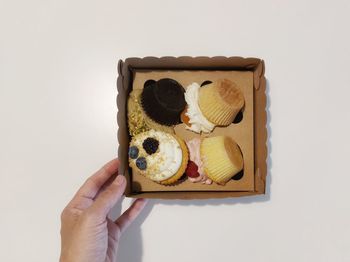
184 83 215 133
129 129 183 182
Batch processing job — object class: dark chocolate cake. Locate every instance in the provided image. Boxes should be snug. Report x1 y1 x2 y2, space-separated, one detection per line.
140 78 186 126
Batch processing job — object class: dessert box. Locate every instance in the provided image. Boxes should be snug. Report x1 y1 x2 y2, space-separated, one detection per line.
117 56 267 199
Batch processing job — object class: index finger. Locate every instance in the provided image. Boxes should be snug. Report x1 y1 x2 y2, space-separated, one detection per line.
115 198 148 234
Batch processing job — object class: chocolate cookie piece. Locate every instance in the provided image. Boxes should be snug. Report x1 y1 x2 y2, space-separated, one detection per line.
141 78 186 126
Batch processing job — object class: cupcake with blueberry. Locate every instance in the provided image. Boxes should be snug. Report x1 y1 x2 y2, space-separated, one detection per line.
128 129 188 185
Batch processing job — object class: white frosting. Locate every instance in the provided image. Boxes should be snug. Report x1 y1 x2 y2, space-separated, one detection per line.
184 83 215 133
130 130 183 182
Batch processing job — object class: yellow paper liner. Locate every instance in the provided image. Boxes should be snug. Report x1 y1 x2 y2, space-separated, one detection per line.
201 136 243 184
198 79 244 125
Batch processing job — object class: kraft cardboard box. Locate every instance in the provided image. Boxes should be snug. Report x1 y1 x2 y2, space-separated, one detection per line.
117 56 267 199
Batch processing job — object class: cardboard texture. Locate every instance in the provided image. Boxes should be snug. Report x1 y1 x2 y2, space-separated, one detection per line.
132 71 254 192
117 57 267 199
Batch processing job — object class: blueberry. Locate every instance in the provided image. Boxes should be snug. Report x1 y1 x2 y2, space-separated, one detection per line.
136 157 147 170
128 146 139 159
142 137 159 155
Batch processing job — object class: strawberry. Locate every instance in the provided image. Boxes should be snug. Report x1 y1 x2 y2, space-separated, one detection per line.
185 161 200 178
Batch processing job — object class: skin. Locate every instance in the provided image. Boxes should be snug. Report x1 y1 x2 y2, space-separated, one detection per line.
60 159 147 262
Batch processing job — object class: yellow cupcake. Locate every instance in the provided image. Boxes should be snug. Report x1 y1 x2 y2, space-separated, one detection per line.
201 136 243 185
198 79 244 126
128 130 188 185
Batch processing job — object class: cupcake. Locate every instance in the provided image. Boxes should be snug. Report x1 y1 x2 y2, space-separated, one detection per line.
198 79 244 126
128 129 188 185
143 112 175 134
141 78 186 126
182 79 244 133
201 136 243 185
182 83 215 133
185 138 212 184
128 89 174 135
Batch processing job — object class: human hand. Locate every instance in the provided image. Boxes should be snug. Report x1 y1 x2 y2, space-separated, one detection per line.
60 159 147 262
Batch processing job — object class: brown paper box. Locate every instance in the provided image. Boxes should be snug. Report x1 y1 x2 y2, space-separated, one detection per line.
117 56 267 199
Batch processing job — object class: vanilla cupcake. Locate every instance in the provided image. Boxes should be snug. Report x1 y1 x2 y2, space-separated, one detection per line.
198 79 244 126
182 79 244 133
201 136 243 185
128 130 188 185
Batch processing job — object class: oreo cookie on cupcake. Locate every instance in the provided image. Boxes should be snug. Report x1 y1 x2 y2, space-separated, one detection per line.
140 78 186 127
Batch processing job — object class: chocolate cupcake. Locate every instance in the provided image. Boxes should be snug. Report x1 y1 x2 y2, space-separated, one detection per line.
141 78 186 126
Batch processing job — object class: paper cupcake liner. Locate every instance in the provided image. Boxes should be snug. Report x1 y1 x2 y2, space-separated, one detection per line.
140 79 185 126
198 79 244 126
201 136 243 184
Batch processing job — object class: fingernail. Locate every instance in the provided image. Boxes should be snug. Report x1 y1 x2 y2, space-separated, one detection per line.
114 175 125 185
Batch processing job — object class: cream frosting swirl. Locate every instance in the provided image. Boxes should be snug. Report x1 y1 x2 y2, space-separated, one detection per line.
130 130 182 182
186 138 212 184
184 83 215 133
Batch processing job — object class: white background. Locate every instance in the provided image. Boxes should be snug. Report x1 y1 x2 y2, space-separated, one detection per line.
1 0 350 261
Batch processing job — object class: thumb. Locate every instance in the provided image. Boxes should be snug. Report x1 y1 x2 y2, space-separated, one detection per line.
88 175 126 220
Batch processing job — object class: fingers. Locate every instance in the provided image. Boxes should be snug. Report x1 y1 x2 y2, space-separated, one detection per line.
115 198 148 234
68 159 119 209
88 175 126 221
